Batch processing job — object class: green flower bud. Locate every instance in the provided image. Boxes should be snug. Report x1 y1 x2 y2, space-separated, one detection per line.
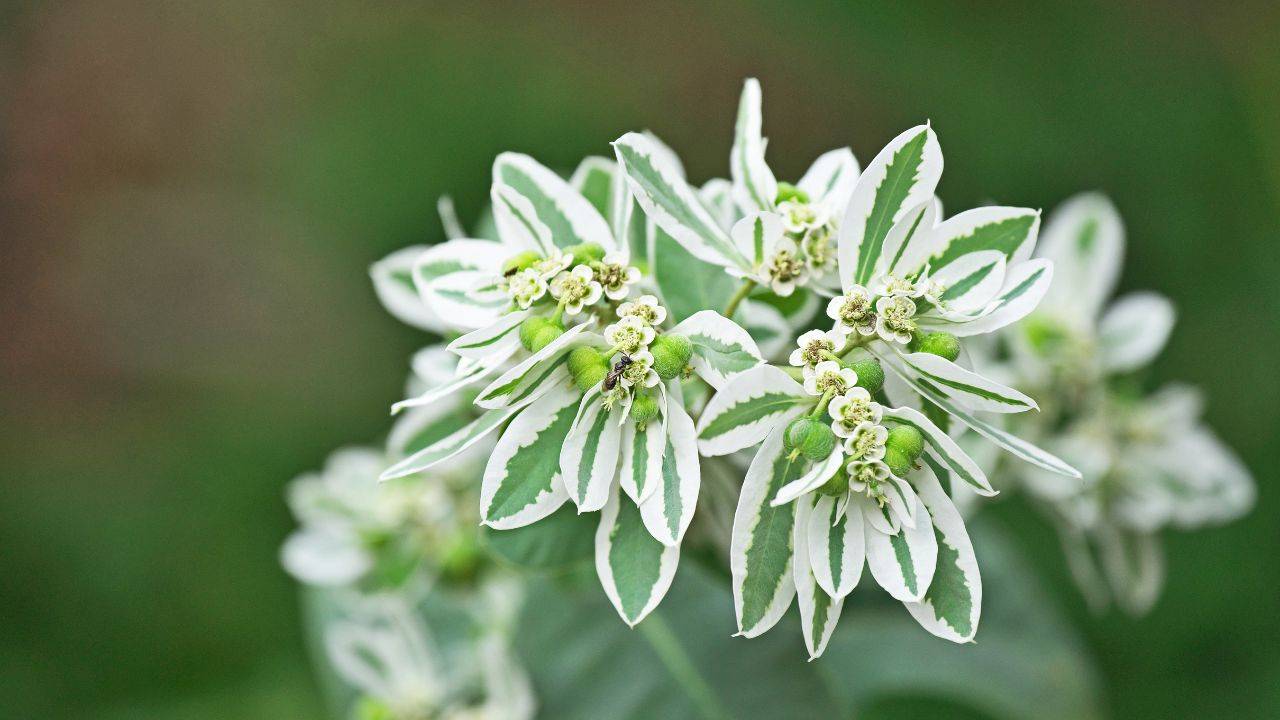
784 417 837 462
501 250 541 275
917 331 960 362
849 358 884 394
817 466 849 496
630 392 660 427
775 181 810 204
885 424 924 461
566 242 606 265
883 445 913 477
650 334 693 379
519 316 564 351
568 347 608 392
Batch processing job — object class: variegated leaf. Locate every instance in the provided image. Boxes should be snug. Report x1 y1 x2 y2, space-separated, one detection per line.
474 324 597 409
1037 192 1125 323
876 199 938 280
907 458 981 642
639 397 701 546
381 404 523 480
730 78 778 213
880 406 995 496
793 493 844 660
864 495 938 603
924 206 1041 274
670 310 764 390
595 484 680 627
561 387 625 514
647 219 736 323
731 426 801 637
1097 292 1175 373
771 449 843 507
614 132 750 270
839 125 943 288
493 152 617 252
895 351 1038 414
876 349 1081 478
807 494 865 599
492 182 556 256
797 147 860 215
480 384 581 529
446 310 528 363
619 413 665 506
942 259 1053 337
695 365 808 456
411 239 507 331
370 245 444 332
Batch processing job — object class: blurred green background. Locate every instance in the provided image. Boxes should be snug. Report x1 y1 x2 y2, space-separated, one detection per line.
2 1 1277 717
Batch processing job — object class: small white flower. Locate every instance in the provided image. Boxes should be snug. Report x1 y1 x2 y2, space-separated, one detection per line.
875 295 917 344
550 265 603 316
916 268 947 306
778 199 829 233
617 294 668 326
604 315 656 355
789 329 840 369
803 359 857 397
761 236 809 297
533 251 573 279
844 421 888 462
503 268 548 309
828 388 882 437
846 460 892 505
801 226 836 273
618 349 660 388
826 285 877 337
594 253 642 300
871 273 924 298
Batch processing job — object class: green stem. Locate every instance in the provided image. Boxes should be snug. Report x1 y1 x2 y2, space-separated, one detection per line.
723 279 757 319
638 612 732 720
810 389 835 418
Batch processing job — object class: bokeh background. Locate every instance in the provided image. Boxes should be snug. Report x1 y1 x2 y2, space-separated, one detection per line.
2 1 1278 717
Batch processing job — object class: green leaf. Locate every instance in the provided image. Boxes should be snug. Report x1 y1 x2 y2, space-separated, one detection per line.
380 405 520 480
648 220 736 323
898 351 1037 414
906 459 980 642
483 502 595 570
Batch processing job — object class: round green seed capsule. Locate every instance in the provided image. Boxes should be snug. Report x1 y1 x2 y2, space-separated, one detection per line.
918 331 960 362
568 347 608 392
775 181 810 205
886 424 925 460
630 392 659 427
784 417 836 461
501 250 541 275
849 358 884 394
883 445 913 477
565 242 606 265
519 316 563 351
650 334 693 379
530 325 564 352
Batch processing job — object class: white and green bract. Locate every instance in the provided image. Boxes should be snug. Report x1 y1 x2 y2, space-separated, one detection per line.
718 366 986 657
980 193 1255 615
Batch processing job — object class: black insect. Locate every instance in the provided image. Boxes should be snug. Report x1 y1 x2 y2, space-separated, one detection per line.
602 354 634 391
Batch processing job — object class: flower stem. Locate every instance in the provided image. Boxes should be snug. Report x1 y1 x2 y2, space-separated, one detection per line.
638 611 732 720
810 389 835 418
722 279 756 319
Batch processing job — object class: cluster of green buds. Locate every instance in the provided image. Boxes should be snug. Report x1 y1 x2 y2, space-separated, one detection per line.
565 296 691 429
511 242 642 353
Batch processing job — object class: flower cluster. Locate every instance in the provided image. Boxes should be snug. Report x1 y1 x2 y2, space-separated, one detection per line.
284 78 1253 698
